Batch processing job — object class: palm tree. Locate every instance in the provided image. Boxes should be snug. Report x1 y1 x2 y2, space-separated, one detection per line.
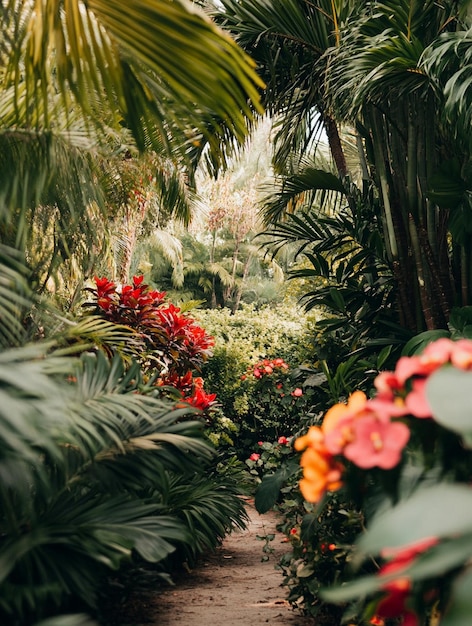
0 0 263 297
216 0 472 335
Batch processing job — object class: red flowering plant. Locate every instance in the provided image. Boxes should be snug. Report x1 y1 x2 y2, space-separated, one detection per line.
293 337 472 626
87 276 214 375
84 276 217 418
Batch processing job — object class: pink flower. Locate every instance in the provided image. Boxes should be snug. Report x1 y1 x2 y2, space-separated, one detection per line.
291 388 303 397
278 436 289 445
449 339 472 368
394 356 431 385
249 453 260 461
342 415 410 469
257 441 263 446
422 338 472 369
404 378 431 418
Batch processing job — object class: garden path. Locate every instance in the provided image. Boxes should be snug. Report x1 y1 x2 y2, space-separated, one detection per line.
117 499 315 625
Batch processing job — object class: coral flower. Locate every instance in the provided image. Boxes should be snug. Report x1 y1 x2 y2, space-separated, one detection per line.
421 337 472 369
394 355 431 385
342 415 410 469
322 390 369 433
404 378 431 418
322 391 373 456
249 453 260 461
291 387 303 397
294 425 325 453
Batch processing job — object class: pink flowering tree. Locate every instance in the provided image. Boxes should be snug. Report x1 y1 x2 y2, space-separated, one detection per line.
294 337 472 625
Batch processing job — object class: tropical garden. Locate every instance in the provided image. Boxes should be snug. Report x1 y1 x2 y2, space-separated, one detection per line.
2 1 472 625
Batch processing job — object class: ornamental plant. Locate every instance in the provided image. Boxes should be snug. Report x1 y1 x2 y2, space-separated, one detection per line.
236 357 316 455
245 435 294 483
294 337 472 626
87 275 215 377
85 275 218 416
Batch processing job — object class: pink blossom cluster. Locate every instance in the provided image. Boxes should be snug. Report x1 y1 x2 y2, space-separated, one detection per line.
296 338 472 503
249 357 289 379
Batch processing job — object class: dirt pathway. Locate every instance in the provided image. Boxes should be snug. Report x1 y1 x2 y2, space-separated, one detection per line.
118 500 314 625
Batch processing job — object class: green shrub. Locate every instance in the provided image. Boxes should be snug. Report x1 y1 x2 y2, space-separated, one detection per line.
194 304 321 452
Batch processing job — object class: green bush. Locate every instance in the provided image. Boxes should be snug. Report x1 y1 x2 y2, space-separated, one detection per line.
194 303 320 451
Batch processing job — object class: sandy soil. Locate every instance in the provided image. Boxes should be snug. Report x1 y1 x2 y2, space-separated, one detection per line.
116 500 315 626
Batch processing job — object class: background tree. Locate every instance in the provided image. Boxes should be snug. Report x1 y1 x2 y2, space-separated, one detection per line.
216 0 472 335
0 0 263 305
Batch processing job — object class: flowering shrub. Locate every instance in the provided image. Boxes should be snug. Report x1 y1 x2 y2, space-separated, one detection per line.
245 435 294 483
235 357 316 454
294 337 472 625
194 303 319 425
87 275 215 377
251 435 366 623
85 276 220 420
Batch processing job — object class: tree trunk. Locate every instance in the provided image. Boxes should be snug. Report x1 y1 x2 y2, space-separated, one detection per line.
322 112 348 179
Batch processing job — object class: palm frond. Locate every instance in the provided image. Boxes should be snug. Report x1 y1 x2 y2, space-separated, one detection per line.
422 26 472 150
259 167 346 226
0 346 215 622
149 229 184 288
3 0 263 152
0 245 31 348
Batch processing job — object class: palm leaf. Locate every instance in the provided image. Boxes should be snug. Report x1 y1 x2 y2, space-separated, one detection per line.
3 0 263 151
0 346 214 621
0 245 31 348
259 167 346 225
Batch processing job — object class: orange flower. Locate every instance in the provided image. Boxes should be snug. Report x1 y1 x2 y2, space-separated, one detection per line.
323 390 368 432
294 425 325 453
298 446 343 502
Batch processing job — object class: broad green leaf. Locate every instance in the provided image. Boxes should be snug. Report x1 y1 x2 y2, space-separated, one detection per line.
402 330 450 356
426 367 472 446
255 472 284 514
440 568 472 626
255 461 299 513
357 483 472 555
